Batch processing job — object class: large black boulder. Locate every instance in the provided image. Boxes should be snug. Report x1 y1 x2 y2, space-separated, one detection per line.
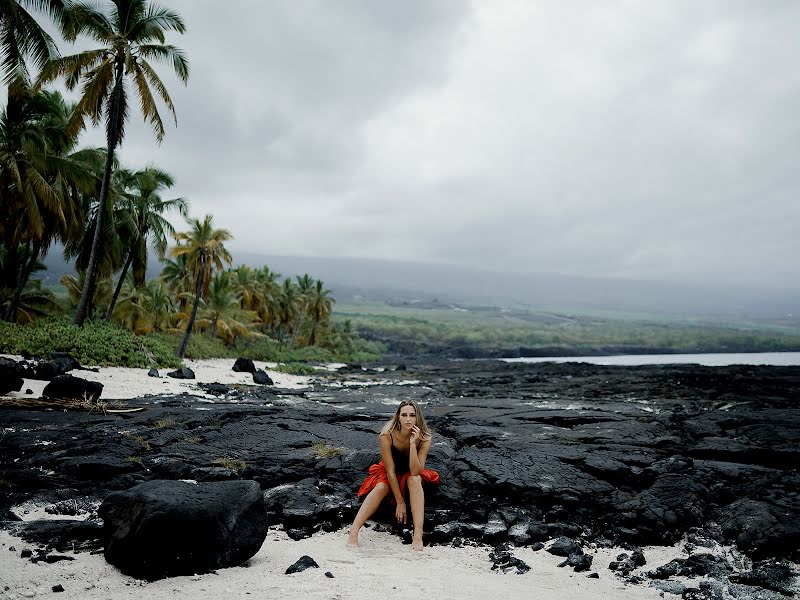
253 369 273 385
233 358 256 373
0 357 24 395
99 479 268 580
167 367 195 380
42 374 103 401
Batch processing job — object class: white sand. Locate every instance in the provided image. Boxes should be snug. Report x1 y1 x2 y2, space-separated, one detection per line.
2 357 311 401
0 527 677 600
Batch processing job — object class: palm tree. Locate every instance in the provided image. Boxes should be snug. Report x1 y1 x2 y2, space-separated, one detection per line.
289 273 314 347
62 161 133 317
233 264 266 324
171 214 231 358
60 270 112 310
0 251 59 323
0 89 100 322
141 278 175 332
105 166 186 319
160 253 192 309
0 0 66 107
111 272 151 333
194 270 255 346
306 279 334 346
39 0 189 326
275 277 300 350
256 265 280 333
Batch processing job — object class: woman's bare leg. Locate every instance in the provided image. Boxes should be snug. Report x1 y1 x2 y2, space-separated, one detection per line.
347 483 389 547
407 475 425 551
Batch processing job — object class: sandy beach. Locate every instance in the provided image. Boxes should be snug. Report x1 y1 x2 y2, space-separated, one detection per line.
1 525 684 600
0 356 314 401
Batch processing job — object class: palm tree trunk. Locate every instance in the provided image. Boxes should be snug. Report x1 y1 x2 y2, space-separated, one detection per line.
74 60 124 326
290 315 305 349
106 248 135 320
6 239 42 323
308 319 318 347
177 266 205 359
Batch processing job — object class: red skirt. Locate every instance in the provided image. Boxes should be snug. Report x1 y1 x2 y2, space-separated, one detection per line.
357 460 440 502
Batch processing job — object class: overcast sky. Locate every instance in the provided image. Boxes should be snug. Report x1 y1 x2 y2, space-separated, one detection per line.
56 1 800 290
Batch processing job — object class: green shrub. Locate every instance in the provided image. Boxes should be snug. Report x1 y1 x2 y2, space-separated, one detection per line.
233 338 337 362
274 362 322 375
149 332 236 360
0 317 181 368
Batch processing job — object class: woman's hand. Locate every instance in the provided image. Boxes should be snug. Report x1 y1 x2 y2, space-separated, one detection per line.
410 425 421 445
395 502 407 524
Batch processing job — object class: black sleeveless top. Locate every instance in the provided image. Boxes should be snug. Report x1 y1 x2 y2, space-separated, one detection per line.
390 432 410 475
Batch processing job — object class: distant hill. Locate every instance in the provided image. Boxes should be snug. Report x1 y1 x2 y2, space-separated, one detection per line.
43 249 799 320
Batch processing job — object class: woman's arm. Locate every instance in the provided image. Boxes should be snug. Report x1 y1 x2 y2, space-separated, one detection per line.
379 433 405 505
408 429 431 475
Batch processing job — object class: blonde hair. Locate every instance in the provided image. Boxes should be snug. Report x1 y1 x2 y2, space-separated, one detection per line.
380 400 432 440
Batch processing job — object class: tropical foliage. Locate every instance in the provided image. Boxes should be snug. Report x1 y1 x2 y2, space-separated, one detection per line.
0 1 371 363
37 0 189 325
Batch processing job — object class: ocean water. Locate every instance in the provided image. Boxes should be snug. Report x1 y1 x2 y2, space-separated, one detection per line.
502 352 800 367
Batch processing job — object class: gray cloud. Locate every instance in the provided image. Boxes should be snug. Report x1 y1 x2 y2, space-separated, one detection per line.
45 0 800 290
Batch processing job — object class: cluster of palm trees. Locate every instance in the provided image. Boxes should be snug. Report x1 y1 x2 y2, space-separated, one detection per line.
163 220 337 358
1 1 344 358
55 212 339 358
1 0 188 326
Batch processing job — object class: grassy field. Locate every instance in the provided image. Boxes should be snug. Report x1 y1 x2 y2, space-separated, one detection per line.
334 300 800 357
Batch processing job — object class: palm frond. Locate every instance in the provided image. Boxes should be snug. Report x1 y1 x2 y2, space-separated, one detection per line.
128 4 186 42
130 61 164 141
66 57 114 137
137 44 188 83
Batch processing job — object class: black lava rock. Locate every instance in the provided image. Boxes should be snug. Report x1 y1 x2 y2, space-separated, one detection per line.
0 357 24 395
253 369 273 385
233 358 256 373
41 374 103 402
286 555 319 574
547 537 583 557
147 368 160 377
100 480 268 580
558 553 593 572
167 367 195 380
489 543 530 574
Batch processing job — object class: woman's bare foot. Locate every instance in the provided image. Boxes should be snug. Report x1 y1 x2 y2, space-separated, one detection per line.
346 528 360 548
411 532 424 551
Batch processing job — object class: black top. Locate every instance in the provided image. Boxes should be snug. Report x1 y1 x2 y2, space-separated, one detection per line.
390 432 410 476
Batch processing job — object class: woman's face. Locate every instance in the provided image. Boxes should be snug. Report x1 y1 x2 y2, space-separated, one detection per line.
398 405 417 430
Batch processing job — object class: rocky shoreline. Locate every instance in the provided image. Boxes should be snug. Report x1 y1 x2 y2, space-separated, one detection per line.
1 358 798 597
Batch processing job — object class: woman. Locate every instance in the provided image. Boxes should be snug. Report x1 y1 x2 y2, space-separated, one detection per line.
347 400 440 551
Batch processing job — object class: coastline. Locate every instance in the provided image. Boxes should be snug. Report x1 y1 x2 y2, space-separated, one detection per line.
1 356 798 599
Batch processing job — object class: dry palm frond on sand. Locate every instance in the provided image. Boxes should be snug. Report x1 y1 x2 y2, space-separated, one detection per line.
0 396 144 413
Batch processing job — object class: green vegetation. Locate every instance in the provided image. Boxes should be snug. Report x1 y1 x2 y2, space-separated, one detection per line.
0 318 181 368
311 442 343 459
0 2 374 364
336 301 800 357
181 435 203 445
214 456 247 472
274 362 322 376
